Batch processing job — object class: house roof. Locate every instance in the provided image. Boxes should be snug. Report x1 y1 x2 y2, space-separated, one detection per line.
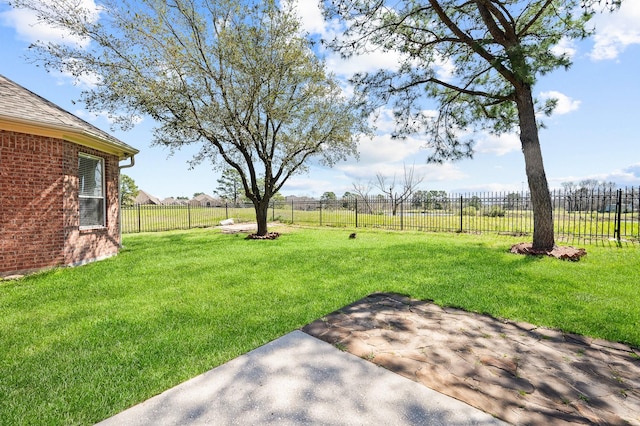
0 74 138 160
135 190 162 205
161 197 187 206
192 194 216 202
188 194 218 206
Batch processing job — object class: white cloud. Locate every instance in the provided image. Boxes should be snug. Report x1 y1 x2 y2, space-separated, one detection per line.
549 163 640 189
354 133 426 165
433 52 456 81
74 109 104 122
281 175 338 197
589 1 640 60
1 2 104 89
364 162 468 185
539 91 581 115
280 160 468 197
419 163 468 183
622 163 640 179
368 107 397 133
292 0 334 39
294 0 406 77
550 37 577 59
475 132 520 156
337 161 467 186
325 47 404 77
0 1 100 48
49 65 101 89
602 164 640 186
451 182 522 193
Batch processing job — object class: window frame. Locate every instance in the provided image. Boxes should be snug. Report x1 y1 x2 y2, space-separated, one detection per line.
78 153 106 229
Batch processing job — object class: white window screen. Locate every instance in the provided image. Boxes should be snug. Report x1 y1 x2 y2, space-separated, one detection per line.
78 154 105 227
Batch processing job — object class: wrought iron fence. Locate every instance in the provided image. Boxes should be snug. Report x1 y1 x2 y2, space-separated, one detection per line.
122 187 639 244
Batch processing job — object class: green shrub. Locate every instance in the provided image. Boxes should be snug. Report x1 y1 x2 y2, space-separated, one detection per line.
462 206 477 216
484 206 506 217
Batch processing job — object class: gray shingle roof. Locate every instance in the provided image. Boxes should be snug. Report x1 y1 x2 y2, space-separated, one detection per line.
0 74 138 159
135 190 162 205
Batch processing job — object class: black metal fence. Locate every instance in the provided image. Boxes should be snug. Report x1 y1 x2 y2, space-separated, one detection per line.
122 187 639 244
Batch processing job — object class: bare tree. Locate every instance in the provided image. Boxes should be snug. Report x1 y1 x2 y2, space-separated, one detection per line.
374 164 424 216
351 179 375 214
562 180 618 212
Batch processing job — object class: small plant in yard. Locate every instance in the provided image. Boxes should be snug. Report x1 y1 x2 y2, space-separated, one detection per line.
578 394 590 403
612 371 624 384
334 342 347 351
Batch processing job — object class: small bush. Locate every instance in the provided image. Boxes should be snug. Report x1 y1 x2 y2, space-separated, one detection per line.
483 206 506 217
462 206 477 216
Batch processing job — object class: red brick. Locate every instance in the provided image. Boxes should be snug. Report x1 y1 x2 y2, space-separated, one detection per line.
1 130 121 276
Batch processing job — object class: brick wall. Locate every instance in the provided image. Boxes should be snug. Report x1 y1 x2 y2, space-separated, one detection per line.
0 130 121 276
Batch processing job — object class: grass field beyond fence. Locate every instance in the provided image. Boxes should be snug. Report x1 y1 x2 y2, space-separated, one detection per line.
123 188 639 243
1 227 639 424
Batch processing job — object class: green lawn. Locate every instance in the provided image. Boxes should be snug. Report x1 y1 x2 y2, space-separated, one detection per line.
1 226 638 425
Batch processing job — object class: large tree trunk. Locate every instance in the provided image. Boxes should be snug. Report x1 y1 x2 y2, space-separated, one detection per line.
516 85 555 251
254 199 270 236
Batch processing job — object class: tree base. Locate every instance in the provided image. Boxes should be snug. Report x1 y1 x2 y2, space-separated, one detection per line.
246 232 280 240
510 243 587 261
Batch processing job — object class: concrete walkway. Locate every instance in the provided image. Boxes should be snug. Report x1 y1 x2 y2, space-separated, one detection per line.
96 331 505 425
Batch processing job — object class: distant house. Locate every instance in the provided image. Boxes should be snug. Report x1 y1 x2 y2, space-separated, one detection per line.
161 197 187 206
0 74 139 277
135 190 162 205
189 193 217 207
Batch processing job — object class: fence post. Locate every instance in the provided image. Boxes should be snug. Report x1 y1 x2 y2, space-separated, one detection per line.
137 204 141 233
459 195 463 233
188 203 191 229
291 200 294 224
319 201 323 226
400 199 404 231
615 189 623 242
225 202 229 219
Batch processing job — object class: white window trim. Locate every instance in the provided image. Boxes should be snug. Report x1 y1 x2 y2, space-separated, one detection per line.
79 153 106 229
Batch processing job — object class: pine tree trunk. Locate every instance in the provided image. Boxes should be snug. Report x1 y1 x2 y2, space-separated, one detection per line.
516 85 555 251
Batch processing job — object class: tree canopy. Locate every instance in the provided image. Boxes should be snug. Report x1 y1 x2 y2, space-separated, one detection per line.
214 168 244 205
14 0 369 236
322 0 620 250
119 174 139 207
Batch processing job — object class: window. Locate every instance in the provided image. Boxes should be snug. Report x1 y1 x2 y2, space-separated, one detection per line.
78 153 105 228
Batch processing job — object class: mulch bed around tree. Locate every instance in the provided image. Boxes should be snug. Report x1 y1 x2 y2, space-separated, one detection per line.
510 242 587 261
245 232 281 240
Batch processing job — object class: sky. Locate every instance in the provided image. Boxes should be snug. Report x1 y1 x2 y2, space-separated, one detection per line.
1 0 639 200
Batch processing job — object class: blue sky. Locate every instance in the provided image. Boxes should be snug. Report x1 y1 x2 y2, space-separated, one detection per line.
1 0 639 200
